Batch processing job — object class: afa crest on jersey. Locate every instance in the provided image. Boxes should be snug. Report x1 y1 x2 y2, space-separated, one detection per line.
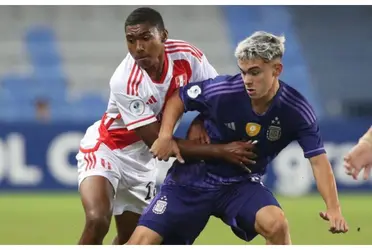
267 117 281 141
245 123 261 137
152 196 168 215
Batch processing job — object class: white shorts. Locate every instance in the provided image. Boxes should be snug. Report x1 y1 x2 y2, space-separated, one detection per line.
76 124 174 216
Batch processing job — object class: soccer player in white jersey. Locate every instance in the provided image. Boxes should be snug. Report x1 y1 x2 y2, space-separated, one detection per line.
76 7 221 244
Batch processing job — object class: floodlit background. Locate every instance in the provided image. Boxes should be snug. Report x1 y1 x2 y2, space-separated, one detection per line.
0 5 371 245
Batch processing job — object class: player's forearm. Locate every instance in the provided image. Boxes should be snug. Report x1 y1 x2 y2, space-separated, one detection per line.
175 139 222 161
159 91 185 139
359 126 372 146
311 156 340 210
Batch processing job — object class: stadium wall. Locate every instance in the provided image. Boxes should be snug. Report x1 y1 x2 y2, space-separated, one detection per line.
0 116 371 197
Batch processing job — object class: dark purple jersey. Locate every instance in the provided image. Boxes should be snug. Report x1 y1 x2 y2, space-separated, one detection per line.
178 73 326 181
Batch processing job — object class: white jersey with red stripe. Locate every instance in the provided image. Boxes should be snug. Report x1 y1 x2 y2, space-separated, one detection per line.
76 39 218 216
80 39 218 155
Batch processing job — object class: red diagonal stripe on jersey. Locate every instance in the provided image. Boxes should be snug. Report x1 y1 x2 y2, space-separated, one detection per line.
86 153 92 170
126 64 138 95
126 115 156 127
165 40 203 54
165 43 203 59
92 152 97 169
133 72 143 96
165 48 202 61
84 153 89 171
130 66 141 96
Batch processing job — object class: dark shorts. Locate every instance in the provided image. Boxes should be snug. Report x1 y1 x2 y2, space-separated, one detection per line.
138 180 281 244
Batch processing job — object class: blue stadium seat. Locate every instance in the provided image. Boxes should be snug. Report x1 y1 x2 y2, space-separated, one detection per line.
50 94 106 122
1 75 66 104
1 75 36 101
25 26 62 67
0 98 35 122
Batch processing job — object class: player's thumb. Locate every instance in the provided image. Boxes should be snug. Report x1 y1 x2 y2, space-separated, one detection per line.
149 141 158 153
319 212 329 221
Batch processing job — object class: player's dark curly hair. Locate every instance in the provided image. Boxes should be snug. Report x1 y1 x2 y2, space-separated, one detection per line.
125 7 165 31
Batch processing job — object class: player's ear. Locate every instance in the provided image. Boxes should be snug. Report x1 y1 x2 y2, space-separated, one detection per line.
161 29 168 43
273 63 283 77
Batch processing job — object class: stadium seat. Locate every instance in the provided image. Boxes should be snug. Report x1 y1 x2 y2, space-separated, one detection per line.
25 26 63 68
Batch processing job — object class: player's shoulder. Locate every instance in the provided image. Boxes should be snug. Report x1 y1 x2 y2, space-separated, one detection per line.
208 73 243 86
202 74 244 100
165 39 204 62
278 80 317 125
110 53 145 96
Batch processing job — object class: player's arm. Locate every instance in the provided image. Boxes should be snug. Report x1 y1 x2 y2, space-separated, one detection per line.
360 126 372 145
344 126 372 180
112 80 254 165
158 78 210 138
296 117 348 233
296 121 339 209
158 49 218 139
309 154 340 212
154 79 228 161
181 45 218 144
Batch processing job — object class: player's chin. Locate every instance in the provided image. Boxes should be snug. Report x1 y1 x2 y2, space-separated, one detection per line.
247 92 260 99
136 58 153 69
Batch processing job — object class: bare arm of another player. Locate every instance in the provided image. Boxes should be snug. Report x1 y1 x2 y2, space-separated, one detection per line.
344 126 372 180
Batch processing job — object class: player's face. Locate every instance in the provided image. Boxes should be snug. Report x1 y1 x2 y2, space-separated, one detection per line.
238 58 282 99
125 23 167 69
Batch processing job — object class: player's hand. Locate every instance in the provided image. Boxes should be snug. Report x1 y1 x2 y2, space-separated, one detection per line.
187 117 210 144
319 208 349 234
344 141 372 180
150 137 184 163
220 141 257 172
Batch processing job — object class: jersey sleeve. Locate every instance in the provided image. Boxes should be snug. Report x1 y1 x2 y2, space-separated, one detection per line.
179 78 213 116
294 109 326 159
110 79 157 131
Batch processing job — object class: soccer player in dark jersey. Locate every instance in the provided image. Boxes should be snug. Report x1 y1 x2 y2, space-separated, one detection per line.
126 31 349 245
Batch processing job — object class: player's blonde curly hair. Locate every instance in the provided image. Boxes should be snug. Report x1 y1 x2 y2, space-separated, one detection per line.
234 31 286 62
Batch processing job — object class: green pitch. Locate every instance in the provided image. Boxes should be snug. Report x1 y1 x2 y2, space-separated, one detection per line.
0 193 371 245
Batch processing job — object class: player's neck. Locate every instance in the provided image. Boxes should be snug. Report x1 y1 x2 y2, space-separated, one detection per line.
251 79 280 115
146 50 165 82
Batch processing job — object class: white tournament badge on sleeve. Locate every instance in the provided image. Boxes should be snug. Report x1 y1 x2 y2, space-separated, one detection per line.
187 85 202 99
129 99 145 115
